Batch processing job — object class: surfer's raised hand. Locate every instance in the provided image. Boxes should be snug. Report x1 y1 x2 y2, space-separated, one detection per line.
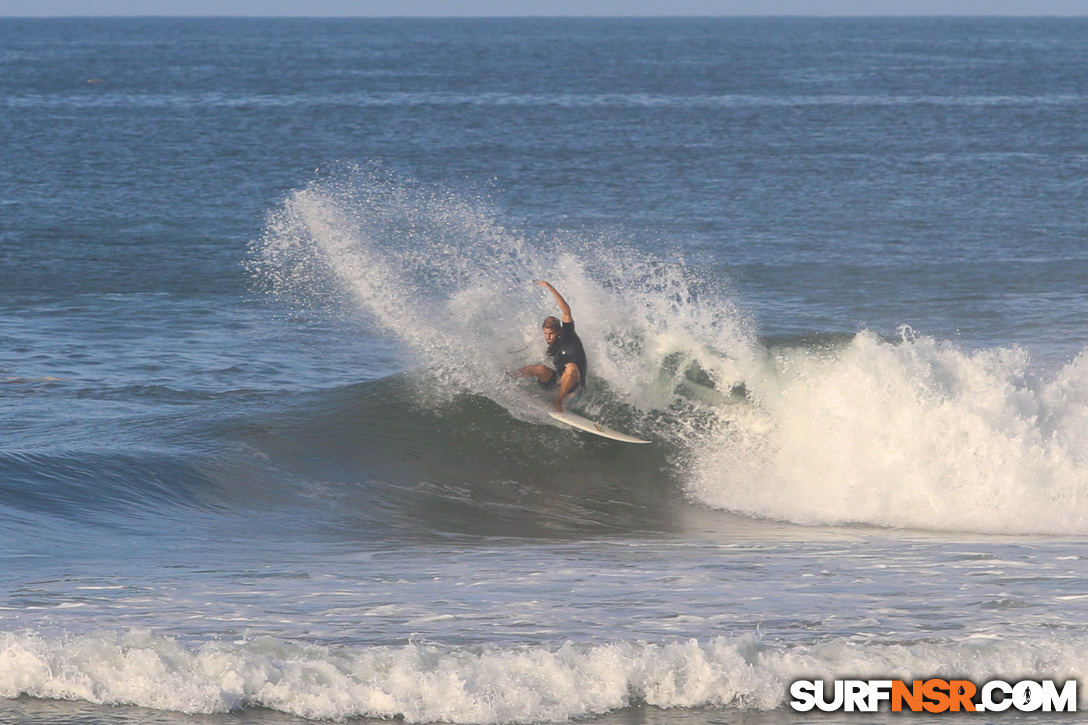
535 280 572 323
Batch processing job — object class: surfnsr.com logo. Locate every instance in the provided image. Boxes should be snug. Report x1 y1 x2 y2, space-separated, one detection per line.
790 679 1078 713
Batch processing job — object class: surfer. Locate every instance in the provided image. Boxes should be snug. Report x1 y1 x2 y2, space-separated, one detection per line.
514 280 587 413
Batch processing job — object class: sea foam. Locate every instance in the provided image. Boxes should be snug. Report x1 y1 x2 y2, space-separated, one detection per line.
2 630 1084 722
692 329 1088 535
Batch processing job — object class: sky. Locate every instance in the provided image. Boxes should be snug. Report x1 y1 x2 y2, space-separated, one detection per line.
1 0 1087 17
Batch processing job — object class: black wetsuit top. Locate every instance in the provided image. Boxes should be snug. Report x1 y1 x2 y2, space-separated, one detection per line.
547 320 587 385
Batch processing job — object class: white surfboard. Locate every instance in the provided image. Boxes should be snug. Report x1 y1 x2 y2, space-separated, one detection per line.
547 410 651 444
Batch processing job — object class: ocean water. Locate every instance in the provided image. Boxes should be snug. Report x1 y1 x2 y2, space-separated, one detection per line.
3 15 1088 724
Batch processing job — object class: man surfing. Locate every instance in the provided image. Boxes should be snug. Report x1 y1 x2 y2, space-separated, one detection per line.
514 281 587 413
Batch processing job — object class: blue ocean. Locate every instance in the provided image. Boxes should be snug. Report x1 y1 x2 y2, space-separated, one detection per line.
3 16 1088 724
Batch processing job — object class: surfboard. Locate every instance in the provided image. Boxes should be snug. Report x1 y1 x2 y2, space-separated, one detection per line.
547 409 651 444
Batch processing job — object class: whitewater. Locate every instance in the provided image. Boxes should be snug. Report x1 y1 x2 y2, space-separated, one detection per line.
251 166 1088 538
5 15 1088 725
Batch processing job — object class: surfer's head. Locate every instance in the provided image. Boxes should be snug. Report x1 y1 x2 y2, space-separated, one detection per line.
542 316 561 345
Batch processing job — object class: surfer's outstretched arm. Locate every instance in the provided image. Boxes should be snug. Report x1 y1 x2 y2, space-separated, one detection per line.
536 280 572 323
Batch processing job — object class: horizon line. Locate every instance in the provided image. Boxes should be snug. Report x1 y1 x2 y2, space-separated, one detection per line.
3 13 1088 18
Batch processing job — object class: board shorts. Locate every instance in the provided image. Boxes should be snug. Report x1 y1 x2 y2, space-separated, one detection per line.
539 371 584 405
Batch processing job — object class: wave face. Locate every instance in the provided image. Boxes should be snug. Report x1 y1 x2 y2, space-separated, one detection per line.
214 375 688 541
10 16 1088 725
249 169 1088 537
